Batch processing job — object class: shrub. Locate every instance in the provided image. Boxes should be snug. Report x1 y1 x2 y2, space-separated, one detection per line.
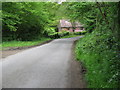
58 30 70 37
74 32 82 35
75 30 119 88
48 32 60 39
81 31 87 34
74 31 87 35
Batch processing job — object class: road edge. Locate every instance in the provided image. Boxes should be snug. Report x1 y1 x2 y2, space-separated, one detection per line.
67 40 87 88
2 40 53 51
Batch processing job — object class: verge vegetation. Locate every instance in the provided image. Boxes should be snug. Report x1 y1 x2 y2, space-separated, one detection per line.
2 37 51 48
63 2 120 88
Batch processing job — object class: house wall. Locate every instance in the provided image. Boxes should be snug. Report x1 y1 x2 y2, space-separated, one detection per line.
58 19 85 32
75 30 83 32
62 28 68 31
75 27 80 30
69 28 73 32
74 27 85 32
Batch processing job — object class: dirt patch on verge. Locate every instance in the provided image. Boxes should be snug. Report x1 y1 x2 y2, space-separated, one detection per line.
67 40 87 88
2 50 25 58
1 40 53 58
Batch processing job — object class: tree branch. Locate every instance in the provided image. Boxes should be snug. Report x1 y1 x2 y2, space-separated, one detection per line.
96 2 109 24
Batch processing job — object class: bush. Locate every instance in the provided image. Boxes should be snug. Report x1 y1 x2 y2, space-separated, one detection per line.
75 30 119 88
48 30 70 39
74 31 87 35
74 32 82 35
48 32 60 39
58 30 70 37
81 31 87 34
44 27 56 37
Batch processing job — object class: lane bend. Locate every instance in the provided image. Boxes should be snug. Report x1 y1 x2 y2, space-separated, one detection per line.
2 36 84 88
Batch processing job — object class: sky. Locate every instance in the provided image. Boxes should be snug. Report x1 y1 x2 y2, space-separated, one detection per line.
58 0 66 4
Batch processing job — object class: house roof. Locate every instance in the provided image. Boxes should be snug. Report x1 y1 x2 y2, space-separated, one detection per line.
59 19 83 28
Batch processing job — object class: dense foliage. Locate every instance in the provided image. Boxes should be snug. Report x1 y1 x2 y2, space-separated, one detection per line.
63 2 120 88
2 2 60 41
63 2 97 33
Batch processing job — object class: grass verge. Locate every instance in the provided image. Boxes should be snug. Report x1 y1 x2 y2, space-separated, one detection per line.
0 37 51 50
75 31 119 88
0 35 81 50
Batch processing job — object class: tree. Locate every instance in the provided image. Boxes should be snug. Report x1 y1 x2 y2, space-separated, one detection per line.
2 2 61 41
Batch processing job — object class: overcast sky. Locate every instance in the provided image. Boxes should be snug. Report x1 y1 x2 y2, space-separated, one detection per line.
58 0 66 4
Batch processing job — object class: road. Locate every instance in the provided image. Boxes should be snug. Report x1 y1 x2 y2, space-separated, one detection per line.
2 36 86 88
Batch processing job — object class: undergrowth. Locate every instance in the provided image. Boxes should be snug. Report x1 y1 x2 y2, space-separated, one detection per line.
75 29 119 88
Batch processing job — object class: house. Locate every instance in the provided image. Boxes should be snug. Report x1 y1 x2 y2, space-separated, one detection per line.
58 19 85 32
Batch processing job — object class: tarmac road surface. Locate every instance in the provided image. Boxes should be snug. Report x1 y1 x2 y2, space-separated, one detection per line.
2 36 86 88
